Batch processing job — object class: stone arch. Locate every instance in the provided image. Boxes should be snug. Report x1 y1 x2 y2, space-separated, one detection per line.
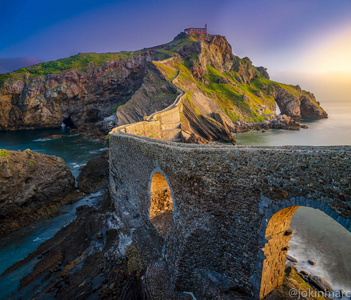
255 197 351 299
148 168 175 238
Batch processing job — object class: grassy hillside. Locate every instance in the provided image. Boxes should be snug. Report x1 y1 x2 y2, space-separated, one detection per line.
0 51 144 87
154 55 277 123
0 34 198 88
0 32 309 125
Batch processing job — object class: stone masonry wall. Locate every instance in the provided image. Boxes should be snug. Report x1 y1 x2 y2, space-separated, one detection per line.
260 206 299 298
109 133 351 299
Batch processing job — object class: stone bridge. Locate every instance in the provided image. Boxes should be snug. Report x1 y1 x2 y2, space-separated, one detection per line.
109 133 351 299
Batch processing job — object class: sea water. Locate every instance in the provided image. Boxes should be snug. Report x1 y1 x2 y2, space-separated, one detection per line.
0 128 105 298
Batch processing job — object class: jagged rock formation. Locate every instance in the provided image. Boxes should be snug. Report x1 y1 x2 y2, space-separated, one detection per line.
268 84 327 120
0 33 327 143
0 149 81 236
1 194 148 299
77 156 109 194
152 34 327 143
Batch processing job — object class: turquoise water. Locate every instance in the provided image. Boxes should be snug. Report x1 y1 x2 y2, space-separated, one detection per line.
0 128 106 299
0 128 106 178
235 101 351 146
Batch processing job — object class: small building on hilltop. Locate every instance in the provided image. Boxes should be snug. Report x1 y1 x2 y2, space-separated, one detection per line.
184 24 207 34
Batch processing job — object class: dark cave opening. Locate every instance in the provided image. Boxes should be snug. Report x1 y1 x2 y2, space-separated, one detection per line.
62 116 76 128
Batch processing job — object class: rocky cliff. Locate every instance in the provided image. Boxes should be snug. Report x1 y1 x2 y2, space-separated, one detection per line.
152 33 326 143
0 51 156 132
0 33 327 143
0 149 80 236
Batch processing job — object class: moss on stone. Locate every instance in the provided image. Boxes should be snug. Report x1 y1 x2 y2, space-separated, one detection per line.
0 149 9 161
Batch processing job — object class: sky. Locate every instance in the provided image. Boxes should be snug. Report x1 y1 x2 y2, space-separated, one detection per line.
1 0 351 92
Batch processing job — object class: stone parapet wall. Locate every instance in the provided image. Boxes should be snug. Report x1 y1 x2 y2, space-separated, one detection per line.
109 133 351 299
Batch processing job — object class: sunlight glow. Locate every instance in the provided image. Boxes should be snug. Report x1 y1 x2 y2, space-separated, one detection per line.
296 24 351 73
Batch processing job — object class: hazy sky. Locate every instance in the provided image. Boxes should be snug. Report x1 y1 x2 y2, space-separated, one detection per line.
1 0 351 77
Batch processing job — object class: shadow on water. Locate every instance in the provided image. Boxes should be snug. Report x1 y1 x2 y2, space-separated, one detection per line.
0 127 106 177
0 190 104 299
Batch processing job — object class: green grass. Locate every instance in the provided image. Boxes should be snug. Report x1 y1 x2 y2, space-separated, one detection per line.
158 34 198 56
0 34 197 88
0 149 10 161
113 103 125 113
152 62 178 81
164 57 278 123
0 32 310 127
0 51 142 87
270 81 300 97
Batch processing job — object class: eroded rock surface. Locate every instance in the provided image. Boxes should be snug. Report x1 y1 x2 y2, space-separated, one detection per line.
116 63 178 126
0 33 327 143
264 266 327 300
1 193 147 299
77 156 109 194
269 85 328 120
0 149 80 236
0 52 153 131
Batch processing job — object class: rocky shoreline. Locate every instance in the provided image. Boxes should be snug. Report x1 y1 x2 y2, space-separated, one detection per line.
0 148 341 300
0 191 147 300
232 114 306 133
264 266 331 300
0 33 328 145
0 145 110 237
0 149 82 236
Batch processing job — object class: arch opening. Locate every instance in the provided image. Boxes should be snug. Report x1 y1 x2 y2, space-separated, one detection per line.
149 172 174 238
259 206 351 299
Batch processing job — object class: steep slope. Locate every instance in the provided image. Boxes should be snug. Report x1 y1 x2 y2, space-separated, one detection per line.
0 32 327 143
116 62 177 125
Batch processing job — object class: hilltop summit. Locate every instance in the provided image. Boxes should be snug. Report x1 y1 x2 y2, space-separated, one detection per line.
0 32 327 143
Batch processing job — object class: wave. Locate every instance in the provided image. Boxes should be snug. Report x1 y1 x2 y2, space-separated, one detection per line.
71 163 84 169
33 138 52 142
